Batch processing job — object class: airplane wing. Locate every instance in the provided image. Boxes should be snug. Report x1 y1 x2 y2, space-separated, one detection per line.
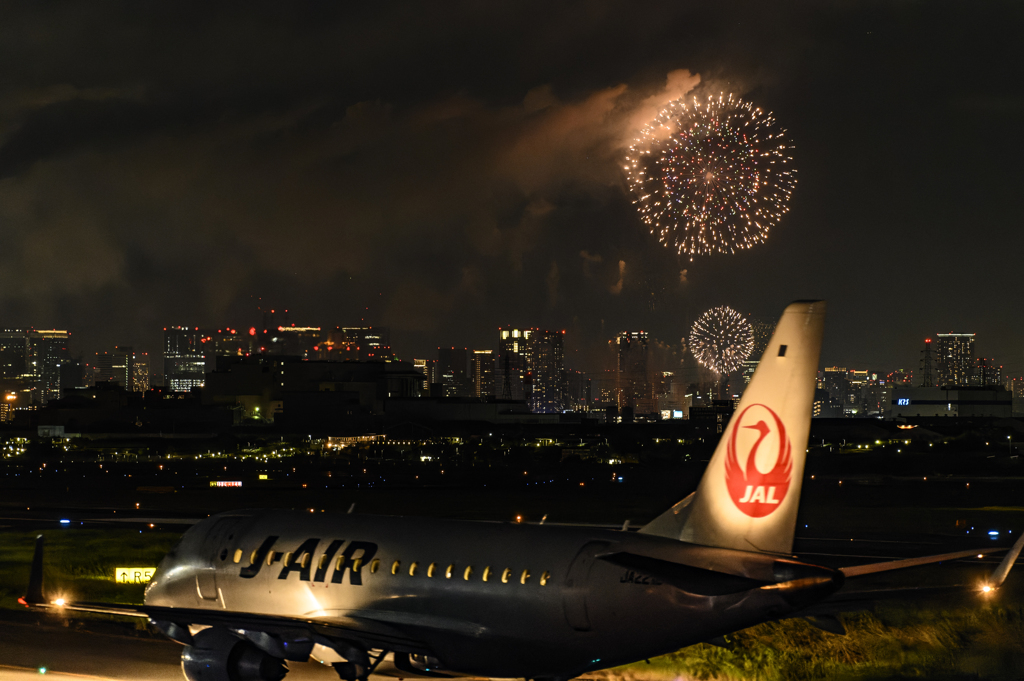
19 535 431 657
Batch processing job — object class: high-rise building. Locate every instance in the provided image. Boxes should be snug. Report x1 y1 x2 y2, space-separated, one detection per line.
886 369 913 385
0 330 30 380
412 359 434 392
196 329 248 360
269 326 322 359
821 367 848 415
470 350 495 398
0 389 18 422
498 328 533 401
164 327 206 392
1008 377 1024 417
133 353 151 392
96 346 134 388
30 330 72 403
436 347 471 397
0 329 72 403
321 327 394 362
935 333 975 387
972 357 1002 387
614 331 656 414
529 330 566 413
741 320 776 386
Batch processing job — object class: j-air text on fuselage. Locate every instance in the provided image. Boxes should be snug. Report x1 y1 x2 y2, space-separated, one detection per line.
22 300 1024 681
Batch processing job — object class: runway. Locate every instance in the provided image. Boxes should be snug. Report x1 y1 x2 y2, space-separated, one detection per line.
0 620 339 681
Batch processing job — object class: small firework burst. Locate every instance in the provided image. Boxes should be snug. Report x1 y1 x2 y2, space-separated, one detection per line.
689 306 754 374
625 94 796 257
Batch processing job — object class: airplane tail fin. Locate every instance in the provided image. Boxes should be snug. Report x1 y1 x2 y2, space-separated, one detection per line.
641 300 826 555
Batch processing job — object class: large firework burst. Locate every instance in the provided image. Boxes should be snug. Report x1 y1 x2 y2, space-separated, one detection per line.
689 306 754 374
625 94 796 257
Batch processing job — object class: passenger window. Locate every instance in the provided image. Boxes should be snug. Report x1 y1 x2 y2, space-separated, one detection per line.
370 559 380 574
501 568 511 584
410 561 419 576
336 555 347 572
251 550 259 565
319 554 328 571
445 564 454 579
233 549 243 564
427 563 437 578
219 549 228 561
352 558 363 572
463 566 474 580
283 552 293 567
482 566 492 582
521 569 531 584
540 571 551 586
300 553 311 568
266 551 277 566
392 560 401 575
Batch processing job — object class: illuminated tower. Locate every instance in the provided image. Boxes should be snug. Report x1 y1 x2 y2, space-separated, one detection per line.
470 350 495 398
615 331 655 414
498 328 533 401
920 338 934 388
164 327 206 392
529 330 565 413
935 333 974 387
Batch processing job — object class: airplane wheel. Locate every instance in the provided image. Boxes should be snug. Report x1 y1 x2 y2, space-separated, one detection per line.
332 660 367 681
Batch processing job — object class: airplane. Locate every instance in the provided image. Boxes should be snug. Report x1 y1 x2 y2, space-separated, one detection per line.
22 300 1024 681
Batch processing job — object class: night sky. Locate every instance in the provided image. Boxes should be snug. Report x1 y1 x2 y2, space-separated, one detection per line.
1 2 1022 375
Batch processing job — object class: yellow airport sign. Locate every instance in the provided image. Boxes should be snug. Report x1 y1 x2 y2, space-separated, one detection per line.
115 567 156 584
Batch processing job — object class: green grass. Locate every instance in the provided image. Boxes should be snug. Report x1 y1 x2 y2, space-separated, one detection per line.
606 606 1024 681
0 529 181 610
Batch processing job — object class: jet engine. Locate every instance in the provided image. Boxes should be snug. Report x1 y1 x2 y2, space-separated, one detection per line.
182 627 288 681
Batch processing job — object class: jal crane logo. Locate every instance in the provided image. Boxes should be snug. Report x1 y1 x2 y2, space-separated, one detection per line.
724 403 792 518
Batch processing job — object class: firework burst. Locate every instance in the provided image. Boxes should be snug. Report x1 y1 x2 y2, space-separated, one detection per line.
689 306 754 374
625 94 796 257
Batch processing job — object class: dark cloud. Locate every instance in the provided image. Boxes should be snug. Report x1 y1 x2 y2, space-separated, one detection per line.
0 1 1021 375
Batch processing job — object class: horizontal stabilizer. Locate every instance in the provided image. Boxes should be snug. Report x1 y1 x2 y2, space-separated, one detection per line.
25 534 45 606
597 551 767 595
841 548 1003 578
988 532 1024 587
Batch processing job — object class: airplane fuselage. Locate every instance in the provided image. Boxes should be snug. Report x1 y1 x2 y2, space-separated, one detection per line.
145 510 840 678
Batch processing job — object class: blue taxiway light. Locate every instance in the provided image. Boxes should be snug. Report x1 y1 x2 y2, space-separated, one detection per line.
59 519 70 524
